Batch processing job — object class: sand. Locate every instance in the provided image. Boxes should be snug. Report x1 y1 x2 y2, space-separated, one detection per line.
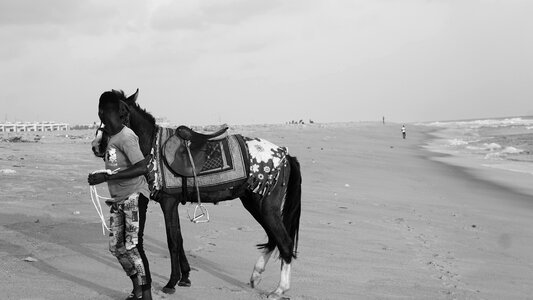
1 123 533 300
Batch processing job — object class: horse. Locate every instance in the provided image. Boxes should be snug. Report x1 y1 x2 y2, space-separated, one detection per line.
91 89 302 299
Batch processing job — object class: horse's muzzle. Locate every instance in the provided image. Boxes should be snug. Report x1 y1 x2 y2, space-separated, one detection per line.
92 146 104 158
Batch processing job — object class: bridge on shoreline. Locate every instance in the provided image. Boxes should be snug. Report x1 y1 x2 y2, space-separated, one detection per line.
0 122 69 132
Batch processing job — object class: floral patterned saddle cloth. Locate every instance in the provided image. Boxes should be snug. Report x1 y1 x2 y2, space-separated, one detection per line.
244 137 289 196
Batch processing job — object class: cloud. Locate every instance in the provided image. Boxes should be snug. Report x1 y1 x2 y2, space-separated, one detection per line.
0 1 121 62
0 0 79 25
1 0 532 124
0 0 120 26
150 0 281 31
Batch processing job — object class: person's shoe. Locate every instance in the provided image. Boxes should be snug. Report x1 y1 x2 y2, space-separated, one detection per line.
125 292 141 300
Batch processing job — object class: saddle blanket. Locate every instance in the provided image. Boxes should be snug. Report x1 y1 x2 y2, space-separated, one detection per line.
244 137 288 196
148 127 249 194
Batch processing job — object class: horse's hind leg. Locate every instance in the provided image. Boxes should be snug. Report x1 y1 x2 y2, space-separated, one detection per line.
270 260 291 299
262 214 293 299
240 195 276 288
261 184 295 298
250 246 273 288
243 189 294 298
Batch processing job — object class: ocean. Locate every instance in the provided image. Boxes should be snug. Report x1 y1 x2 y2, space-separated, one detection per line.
420 116 533 177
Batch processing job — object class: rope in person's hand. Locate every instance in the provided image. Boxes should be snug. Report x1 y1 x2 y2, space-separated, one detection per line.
89 168 119 235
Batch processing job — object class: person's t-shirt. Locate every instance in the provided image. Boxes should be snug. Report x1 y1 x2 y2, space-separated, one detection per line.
104 126 150 203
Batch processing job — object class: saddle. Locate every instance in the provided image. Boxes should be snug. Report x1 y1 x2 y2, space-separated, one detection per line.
163 125 229 177
176 125 228 144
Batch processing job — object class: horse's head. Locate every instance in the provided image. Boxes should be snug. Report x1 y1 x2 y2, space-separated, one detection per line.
91 88 155 158
91 123 107 157
91 89 139 158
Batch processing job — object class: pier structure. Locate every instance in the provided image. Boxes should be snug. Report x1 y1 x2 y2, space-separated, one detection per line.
0 122 69 132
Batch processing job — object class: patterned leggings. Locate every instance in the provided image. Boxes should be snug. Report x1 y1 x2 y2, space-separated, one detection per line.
109 192 151 286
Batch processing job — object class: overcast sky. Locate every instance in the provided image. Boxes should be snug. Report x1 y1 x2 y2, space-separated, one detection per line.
1 0 532 125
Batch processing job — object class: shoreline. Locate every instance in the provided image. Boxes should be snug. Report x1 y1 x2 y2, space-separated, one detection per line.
420 126 533 200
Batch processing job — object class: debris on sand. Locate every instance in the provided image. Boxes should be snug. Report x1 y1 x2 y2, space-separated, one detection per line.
0 136 35 143
0 169 16 175
23 257 38 262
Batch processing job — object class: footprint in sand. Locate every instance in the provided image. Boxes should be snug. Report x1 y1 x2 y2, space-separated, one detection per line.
215 286 247 294
464 224 481 233
230 226 256 232
191 246 205 253
498 233 512 249
425 251 461 290
198 229 220 240
390 217 414 232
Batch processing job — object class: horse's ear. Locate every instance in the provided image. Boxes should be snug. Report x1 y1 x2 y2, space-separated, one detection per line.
125 88 139 105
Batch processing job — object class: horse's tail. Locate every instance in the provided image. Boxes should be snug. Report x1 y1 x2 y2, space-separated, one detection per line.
283 155 302 259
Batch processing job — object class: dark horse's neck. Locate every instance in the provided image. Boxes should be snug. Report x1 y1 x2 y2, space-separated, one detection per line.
128 106 157 157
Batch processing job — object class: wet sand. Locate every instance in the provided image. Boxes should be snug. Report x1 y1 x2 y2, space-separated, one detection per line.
1 123 533 299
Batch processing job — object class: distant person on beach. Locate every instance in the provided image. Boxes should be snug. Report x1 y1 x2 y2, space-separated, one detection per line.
87 91 153 300
401 125 406 139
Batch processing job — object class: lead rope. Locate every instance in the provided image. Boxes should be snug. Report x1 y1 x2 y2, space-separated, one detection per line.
89 186 112 235
88 168 120 235
185 141 210 223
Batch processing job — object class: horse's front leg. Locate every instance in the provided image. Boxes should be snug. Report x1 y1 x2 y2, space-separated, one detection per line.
159 193 191 294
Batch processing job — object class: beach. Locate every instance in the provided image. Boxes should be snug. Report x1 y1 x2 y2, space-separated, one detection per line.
1 122 533 300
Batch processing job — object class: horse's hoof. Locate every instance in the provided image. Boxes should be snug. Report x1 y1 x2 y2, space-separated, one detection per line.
250 272 262 288
178 277 191 287
161 286 176 294
250 278 261 288
267 292 289 300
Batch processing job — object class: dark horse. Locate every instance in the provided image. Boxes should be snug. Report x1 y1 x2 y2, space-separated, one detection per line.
91 89 302 299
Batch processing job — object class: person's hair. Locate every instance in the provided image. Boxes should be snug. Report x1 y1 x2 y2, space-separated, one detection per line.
98 90 125 113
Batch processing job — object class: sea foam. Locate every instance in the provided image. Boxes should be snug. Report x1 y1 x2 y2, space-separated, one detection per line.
422 116 533 175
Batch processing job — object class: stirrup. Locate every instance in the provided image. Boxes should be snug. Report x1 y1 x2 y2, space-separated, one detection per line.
187 203 209 223
185 142 210 224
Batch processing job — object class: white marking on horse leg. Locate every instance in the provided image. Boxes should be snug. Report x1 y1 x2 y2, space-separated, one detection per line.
270 261 291 298
250 250 273 288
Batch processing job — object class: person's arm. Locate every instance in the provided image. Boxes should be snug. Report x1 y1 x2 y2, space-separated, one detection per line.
107 156 149 180
88 131 148 185
88 155 150 185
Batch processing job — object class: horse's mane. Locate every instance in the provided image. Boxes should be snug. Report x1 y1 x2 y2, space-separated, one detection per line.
110 89 157 127
112 89 155 126
130 102 156 126
125 98 157 156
